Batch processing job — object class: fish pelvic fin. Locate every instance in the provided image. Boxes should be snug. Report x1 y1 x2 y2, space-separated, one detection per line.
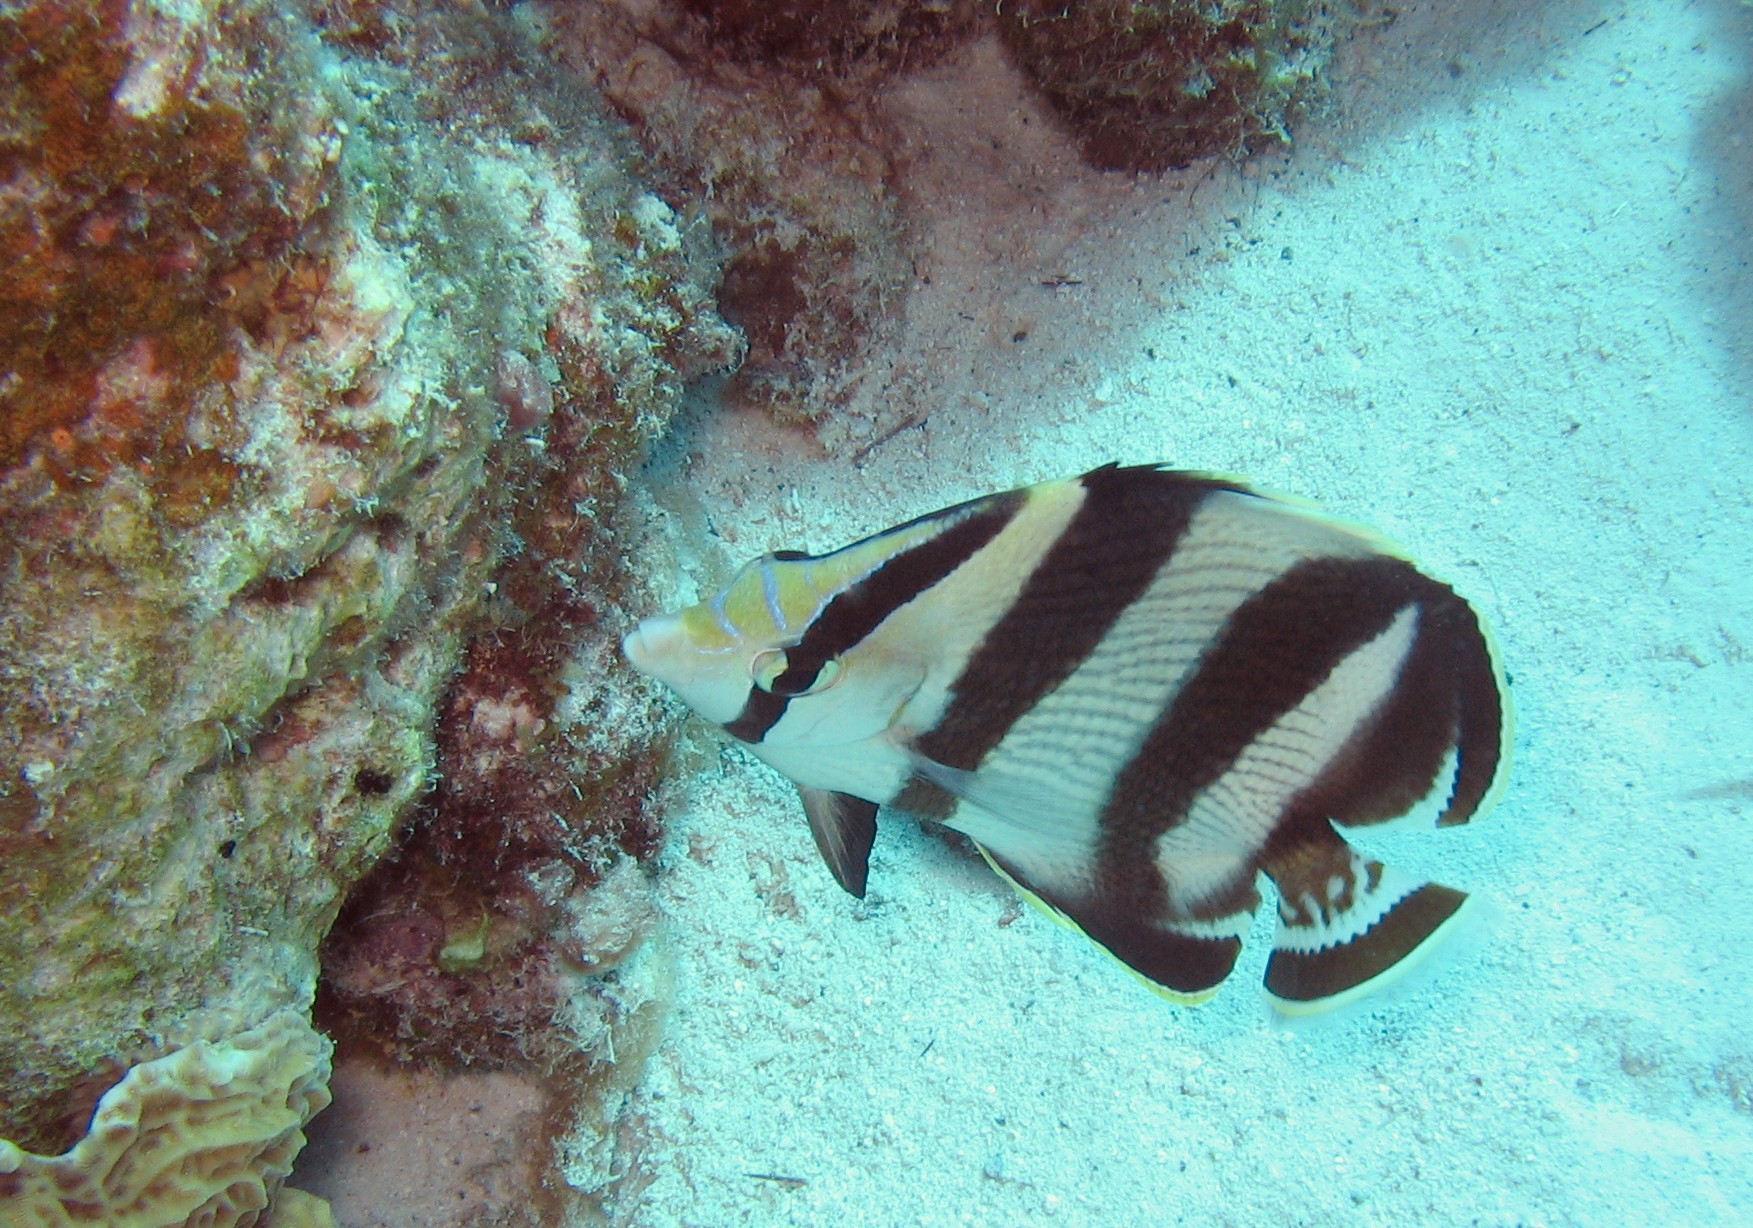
799 787 879 898
1261 825 1471 1015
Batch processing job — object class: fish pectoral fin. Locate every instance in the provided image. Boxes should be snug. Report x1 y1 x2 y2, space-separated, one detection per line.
1261 828 1471 1015
798 787 879 898
906 750 1101 850
977 842 1258 1006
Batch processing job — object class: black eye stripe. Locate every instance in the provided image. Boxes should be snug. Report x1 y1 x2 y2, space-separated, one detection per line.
721 491 1021 744
724 688 789 743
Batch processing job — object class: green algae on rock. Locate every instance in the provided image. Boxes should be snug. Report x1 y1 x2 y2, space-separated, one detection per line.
0 2 735 1216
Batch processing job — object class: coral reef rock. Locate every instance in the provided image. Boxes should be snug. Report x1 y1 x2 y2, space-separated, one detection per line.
0 1007 332 1228
676 0 980 83
545 0 965 433
997 0 1339 171
542 0 1339 444
0 0 735 1210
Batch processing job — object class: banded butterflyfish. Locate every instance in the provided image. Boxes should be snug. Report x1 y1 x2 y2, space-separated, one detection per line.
623 463 1511 1014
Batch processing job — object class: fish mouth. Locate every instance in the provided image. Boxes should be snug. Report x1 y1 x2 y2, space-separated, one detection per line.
622 613 686 679
621 622 656 675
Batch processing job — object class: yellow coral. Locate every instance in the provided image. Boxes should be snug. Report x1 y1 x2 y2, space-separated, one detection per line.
264 1188 337 1228
0 1008 332 1228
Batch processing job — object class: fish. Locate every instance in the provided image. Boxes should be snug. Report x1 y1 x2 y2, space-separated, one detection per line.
623 463 1511 1014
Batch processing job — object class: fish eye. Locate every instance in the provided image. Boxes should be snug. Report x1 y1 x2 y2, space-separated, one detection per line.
788 657 842 696
750 650 842 697
751 648 789 692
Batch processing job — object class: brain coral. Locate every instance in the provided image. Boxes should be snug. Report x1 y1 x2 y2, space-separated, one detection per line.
0 1008 332 1228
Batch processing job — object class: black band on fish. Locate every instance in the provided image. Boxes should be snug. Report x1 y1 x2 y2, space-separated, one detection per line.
915 465 1232 774
768 661 825 696
792 493 1023 671
723 687 789 743
1118 557 1422 811
724 492 1022 743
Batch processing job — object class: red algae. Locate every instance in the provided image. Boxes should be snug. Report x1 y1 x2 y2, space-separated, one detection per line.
0 2 327 512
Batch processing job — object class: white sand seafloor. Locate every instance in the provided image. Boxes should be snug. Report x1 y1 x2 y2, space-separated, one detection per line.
612 3 1753 1226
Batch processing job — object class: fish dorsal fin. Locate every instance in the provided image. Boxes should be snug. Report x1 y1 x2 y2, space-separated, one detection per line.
798 787 879 898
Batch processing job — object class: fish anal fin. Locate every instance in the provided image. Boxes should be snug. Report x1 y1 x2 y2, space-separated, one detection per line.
976 843 1256 1006
799 787 878 898
1098 902 1257 1005
1262 828 1470 1015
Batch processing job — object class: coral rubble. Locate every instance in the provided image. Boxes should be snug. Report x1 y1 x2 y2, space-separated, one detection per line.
544 0 966 433
676 0 979 82
543 0 1338 442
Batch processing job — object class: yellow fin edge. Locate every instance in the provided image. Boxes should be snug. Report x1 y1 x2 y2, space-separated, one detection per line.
973 843 1218 1008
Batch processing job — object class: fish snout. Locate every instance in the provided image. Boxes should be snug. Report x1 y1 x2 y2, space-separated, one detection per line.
622 610 752 725
621 613 684 679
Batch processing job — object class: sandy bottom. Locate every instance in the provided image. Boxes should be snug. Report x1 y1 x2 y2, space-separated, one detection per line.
295 1059 550 1227
610 2 1753 1225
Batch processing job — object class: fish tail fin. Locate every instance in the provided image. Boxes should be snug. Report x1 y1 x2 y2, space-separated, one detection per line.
1261 827 1471 1015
